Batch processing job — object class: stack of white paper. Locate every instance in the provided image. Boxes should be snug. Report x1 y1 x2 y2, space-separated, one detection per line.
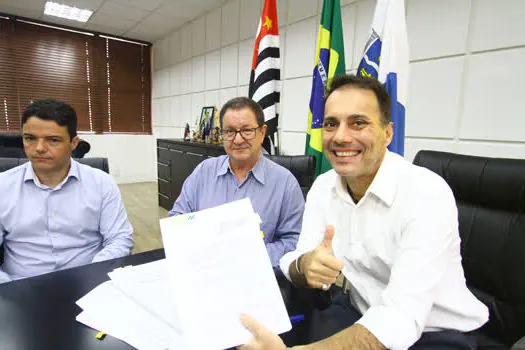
76 198 291 350
76 260 187 349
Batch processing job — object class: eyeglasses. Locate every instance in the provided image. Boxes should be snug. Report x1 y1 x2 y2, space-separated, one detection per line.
221 125 262 141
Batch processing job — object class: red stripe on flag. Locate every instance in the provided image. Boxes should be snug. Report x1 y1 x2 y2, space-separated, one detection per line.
251 0 279 70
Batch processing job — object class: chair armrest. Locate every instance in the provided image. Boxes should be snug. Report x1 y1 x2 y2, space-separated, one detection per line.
511 336 525 350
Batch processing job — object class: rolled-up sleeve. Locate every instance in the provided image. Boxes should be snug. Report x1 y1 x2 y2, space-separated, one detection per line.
357 186 459 349
92 179 134 262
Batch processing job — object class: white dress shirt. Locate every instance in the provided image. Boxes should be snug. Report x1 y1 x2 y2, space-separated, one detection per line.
280 151 488 350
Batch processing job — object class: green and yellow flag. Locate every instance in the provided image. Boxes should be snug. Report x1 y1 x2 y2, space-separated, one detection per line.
305 0 346 178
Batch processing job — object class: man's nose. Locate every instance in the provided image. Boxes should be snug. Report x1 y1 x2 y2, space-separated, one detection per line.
35 138 47 152
333 124 353 143
233 131 244 143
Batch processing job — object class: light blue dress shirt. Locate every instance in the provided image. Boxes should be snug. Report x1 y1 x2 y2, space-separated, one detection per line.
168 155 304 269
0 159 134 283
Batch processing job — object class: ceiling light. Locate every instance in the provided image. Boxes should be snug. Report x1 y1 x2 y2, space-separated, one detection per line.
44 1 93 23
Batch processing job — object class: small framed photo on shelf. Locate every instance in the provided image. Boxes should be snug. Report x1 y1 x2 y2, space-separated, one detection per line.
198 106 219 144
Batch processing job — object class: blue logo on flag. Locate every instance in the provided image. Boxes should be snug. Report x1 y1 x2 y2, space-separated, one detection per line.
357 30 382 79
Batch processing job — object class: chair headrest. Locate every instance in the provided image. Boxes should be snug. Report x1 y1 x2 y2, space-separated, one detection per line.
266 155 316 198
413 150 525 212
72 140 91 158
0 133 23 147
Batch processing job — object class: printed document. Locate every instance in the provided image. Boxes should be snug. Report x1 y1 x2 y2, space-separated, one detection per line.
160 198 291 349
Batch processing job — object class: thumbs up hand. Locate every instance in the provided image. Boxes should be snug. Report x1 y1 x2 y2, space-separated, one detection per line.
299 225 344 290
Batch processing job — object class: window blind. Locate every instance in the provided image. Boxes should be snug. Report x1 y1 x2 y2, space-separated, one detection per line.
0 16 151 134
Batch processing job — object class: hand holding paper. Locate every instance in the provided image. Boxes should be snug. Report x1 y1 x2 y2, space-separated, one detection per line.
237 313 287 350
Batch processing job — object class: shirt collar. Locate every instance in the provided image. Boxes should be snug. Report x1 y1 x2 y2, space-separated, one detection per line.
332 174 354 205
216 154 266 185
364 150 397 207
24 158 80 189
331 150 397 207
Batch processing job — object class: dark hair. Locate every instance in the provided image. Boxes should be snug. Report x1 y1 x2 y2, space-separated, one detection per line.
22 99 78 140
325 74 391 126
219 97 265 128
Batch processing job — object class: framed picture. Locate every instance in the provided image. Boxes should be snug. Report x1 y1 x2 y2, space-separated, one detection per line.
199 106 216 143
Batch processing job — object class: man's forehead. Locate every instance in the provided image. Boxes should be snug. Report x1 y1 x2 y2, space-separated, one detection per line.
326 88 380 114
329 86 378 102
23 117 69 136
223 107 257 125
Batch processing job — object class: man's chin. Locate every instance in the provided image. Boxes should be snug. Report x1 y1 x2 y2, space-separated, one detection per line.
331 163 359 178
30 160 58 171
230 149 250 157
32 164 55 172
231 155 251 163
230 151 259 164
30 159 52 166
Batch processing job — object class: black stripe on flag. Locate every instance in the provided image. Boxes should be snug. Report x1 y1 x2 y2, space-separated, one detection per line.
258 91 280 111
264 116 279 145
265 115 278 131
253 69 280 91
262 117 278 155
257 47 280 66
249 70 256 98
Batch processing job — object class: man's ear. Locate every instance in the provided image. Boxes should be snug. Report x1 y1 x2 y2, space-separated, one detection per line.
70 136 80 151
384 122 393 147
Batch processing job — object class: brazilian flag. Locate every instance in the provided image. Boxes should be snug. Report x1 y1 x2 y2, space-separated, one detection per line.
305 0 346 178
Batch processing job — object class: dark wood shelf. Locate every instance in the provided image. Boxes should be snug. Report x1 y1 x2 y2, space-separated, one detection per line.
157 138 226 210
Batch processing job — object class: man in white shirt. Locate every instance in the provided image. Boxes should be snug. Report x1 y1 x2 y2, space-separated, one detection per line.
237 74 488 350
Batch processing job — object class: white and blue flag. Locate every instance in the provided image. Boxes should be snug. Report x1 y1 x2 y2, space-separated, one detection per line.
357 0 409 155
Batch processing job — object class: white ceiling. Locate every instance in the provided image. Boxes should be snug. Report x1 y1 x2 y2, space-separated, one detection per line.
0 0 227 43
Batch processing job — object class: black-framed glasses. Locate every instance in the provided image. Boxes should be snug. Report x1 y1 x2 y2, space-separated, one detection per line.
221 125 262 141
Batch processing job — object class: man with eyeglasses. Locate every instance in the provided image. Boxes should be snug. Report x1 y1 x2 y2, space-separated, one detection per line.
168 97 304 271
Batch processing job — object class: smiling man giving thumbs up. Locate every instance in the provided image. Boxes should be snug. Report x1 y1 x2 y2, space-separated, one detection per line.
239 75 487 350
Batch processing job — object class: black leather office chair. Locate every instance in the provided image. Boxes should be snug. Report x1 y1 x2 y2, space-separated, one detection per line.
74 157 109 174
0 158 21 172
0 133 25 158
413 150 525 349
266 155 316 198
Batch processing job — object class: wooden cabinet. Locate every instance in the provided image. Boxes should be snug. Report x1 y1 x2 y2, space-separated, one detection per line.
157 139 226 210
